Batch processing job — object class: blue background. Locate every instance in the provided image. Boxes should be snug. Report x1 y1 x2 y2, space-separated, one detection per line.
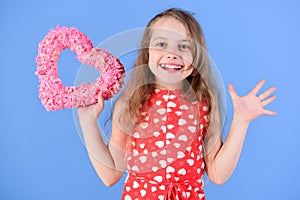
1 0 299 199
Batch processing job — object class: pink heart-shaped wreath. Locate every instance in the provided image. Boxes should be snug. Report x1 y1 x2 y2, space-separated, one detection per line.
35 26 125 111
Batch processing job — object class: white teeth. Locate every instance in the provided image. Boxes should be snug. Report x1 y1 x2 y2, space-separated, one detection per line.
166 65 180 69
160 64 182 69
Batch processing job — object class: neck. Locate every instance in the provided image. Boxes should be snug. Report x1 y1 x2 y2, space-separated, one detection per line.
155 81 183 91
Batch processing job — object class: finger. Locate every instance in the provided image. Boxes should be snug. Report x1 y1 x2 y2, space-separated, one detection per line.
97 92 104 110
97 92 104 103
228 83 238 98
94 92 104 115
263 109 277 116
251 80 266 95
258 86 276 100
262 95 276 106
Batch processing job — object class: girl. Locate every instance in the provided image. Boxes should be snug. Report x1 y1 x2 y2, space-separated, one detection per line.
78 8 276 200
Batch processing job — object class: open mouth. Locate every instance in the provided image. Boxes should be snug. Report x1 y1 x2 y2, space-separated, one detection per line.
159 63 184 72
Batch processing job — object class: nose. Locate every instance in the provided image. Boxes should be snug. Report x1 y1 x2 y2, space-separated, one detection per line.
165 44 181 60
166 48 180 60
167 53 178 60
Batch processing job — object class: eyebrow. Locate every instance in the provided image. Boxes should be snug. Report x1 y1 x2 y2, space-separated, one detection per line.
151 37 191 43
151 37 167 41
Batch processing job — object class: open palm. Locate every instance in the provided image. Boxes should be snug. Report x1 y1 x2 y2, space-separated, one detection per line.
229 80 277 122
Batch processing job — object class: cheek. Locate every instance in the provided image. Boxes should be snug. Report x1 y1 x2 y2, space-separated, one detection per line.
148 49 160 64
183 53 193 66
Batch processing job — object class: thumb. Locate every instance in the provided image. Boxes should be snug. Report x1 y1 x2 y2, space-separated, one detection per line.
97 92 104 103
93 92 104 114
228 83 238 99
97 92 104 108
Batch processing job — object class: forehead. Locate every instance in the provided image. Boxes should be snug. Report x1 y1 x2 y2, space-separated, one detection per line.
150 17 190 40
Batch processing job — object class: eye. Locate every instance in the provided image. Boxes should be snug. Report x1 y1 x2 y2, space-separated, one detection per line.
179 43 191 51
156 42 167 48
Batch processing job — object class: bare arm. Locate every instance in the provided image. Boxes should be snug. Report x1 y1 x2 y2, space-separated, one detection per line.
78 93 128 186
205 80 277 185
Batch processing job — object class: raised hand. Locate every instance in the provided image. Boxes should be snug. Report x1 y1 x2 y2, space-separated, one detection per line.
228 80 277 122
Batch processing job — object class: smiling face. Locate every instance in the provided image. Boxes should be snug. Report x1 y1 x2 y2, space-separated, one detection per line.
148 17 194 90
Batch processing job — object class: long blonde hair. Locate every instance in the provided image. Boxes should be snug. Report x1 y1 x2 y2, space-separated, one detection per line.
115 8 224 155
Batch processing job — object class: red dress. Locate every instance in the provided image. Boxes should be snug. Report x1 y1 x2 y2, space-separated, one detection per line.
122 89 209 200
